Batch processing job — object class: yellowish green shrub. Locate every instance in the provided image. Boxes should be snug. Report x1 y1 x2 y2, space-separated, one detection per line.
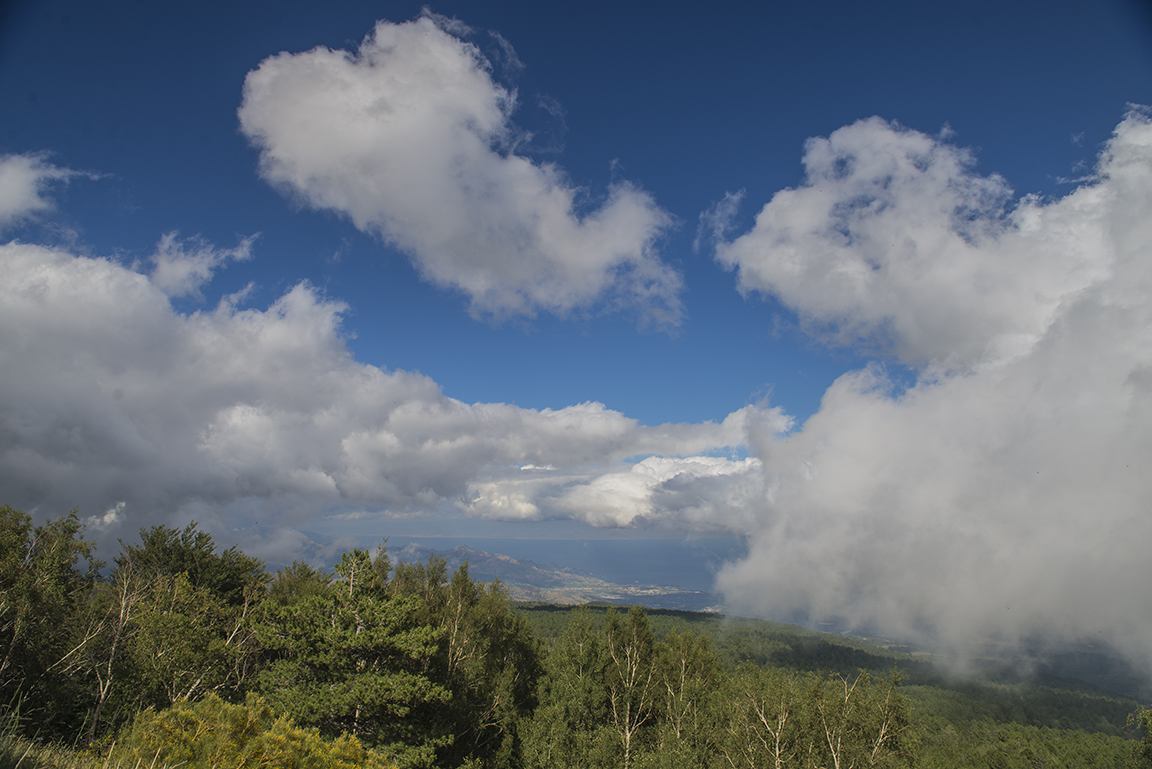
105 693 397 769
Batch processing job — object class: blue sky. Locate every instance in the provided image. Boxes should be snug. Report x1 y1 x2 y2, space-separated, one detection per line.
4 0 1147 426
2 0 1152 663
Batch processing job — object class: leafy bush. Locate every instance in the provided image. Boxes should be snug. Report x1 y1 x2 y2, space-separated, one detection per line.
106 693 397 769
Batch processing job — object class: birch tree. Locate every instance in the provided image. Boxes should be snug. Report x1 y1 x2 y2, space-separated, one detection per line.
603 606 659 769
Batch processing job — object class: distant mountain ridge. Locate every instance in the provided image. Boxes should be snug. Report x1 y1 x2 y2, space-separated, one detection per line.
390 542 721 612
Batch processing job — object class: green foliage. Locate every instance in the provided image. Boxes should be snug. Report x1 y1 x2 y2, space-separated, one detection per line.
0 705 39 769
522 606 615 769
252 548 448 767
720 663 812 768
525 606 729 769
391 558 543 768
116 522 265 607
106 693 397 769
716 665 913 769
646 632 724 767
1131 707 1152 769
812 669 914 768
915 716 1133 768
268 560 333 605
518 603 1140 733
0 505 1144 769
128 572 252 708
336 546 391 600
71 567 143 741
0 506 98 738
0 729 103 769
517 603 909 678
603 606 659 768
901 680 1138 737
65 521 267 731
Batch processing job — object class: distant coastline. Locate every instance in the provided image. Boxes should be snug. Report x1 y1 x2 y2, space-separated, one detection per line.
365 535 746 592
387 539 731 612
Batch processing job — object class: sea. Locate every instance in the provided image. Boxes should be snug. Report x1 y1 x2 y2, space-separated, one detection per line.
378 536 748 594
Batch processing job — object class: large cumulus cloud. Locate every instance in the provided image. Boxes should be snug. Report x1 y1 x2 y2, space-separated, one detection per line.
714 110 1152 672
238 14 681 327
714 116 1114 370
0 230 758 562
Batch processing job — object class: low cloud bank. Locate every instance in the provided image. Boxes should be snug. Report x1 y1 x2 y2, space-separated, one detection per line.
714 109 1152 673
238 13 681 328
0 230 761 563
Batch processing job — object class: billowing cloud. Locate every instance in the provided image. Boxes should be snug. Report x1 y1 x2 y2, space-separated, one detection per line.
0 239 751 562
716 117 1114 370
0 153 78 230
462 422 789 531
238 14 680 327
714 109 1152 673
549 455 764 529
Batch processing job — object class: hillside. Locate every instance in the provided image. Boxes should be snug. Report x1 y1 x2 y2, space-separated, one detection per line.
515 602 1144 740
393 542 1152 701
2 512 1147 769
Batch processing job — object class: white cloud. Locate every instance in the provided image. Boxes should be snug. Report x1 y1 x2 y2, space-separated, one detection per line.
550 455 766 529
716 117 1113 370
461 433 785 532
0 153 78 230
149 232 256 299
0 239 750 561
238 14 680 327
715 109 1152 674
695 190 744 253
86 501 125 532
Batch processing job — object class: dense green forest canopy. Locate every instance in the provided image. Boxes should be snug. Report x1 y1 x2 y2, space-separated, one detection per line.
0 505 1148 769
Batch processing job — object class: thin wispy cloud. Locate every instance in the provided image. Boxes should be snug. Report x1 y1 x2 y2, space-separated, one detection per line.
149 232 256 300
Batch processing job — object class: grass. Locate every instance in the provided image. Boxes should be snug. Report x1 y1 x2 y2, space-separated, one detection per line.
0 693 400 769
0 733 102 769
0 710 173 769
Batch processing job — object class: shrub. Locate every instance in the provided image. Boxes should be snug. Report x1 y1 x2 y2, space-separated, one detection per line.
106 693 397 769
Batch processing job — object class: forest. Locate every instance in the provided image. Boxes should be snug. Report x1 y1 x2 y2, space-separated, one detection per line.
1 505 1149 769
